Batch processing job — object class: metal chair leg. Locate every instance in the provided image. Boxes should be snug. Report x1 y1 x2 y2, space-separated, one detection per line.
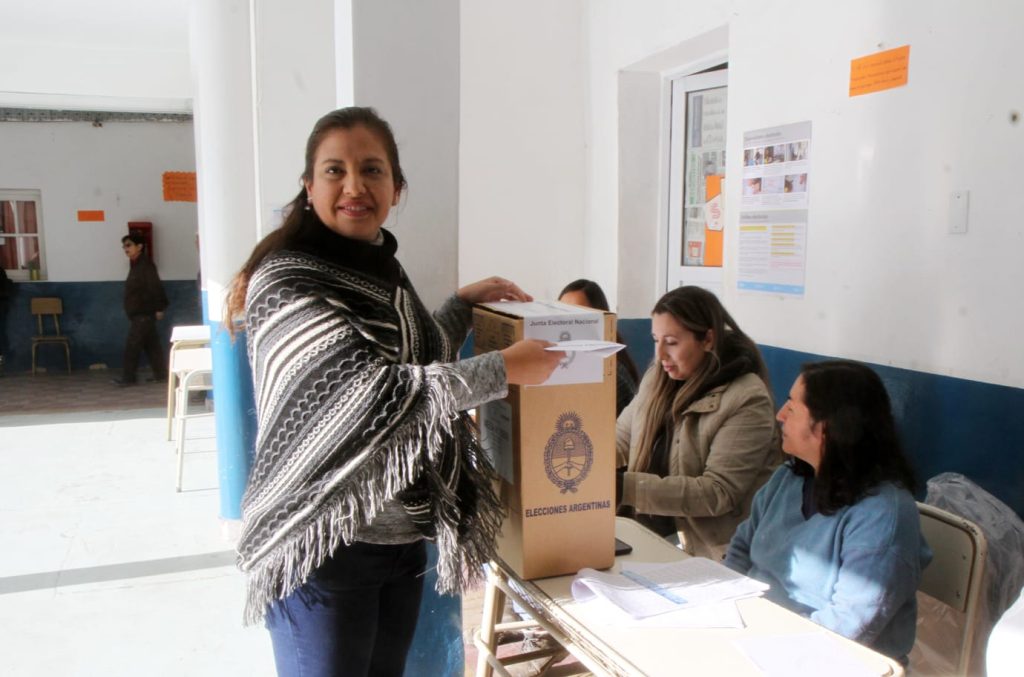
166 369 177 441
175 374 188 492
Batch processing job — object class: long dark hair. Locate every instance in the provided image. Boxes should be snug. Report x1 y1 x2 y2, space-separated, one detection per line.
791 360 917 514
558 278 640 385
632 286 768 473
225 107 406 329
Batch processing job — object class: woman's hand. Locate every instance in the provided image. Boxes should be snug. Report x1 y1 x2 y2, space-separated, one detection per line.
457 276 532 305
501 339 565 385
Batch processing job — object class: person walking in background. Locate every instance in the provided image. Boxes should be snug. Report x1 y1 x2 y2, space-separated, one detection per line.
113 232 168 386
615 286 779 559
558 278 640 415
227 106 563 677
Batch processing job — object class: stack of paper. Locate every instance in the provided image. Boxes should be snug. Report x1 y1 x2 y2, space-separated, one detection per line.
571 558 768 620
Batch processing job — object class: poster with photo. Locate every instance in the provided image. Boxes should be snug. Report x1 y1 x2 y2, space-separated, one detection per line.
741 121 812 210
739 121 812 297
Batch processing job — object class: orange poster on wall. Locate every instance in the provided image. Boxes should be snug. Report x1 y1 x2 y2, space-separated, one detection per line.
162 171 197 202
703 174 724 267
849 45 910 97
77 210 105 222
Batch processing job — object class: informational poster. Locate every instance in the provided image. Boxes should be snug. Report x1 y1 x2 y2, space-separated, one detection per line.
739 121 812 297
737 210 808 296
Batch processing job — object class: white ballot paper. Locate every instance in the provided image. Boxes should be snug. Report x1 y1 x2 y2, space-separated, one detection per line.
571 558 768 620
481 300 605 386
545 339 626 358
734 632 878 677
581 593 746 629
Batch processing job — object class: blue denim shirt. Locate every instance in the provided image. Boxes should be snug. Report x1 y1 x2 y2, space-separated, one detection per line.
725 465 932 661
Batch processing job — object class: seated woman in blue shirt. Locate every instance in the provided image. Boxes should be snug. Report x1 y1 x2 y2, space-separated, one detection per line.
725 360 931 664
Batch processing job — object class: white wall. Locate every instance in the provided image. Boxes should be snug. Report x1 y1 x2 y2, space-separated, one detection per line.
252 0 336 235
0 121 199 281
352 0 461 309
722 1 1024 389
459 0 589 301
583 0 1024 389
0 0 191 112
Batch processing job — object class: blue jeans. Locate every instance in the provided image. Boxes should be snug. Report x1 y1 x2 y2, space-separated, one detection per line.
266 540 427 677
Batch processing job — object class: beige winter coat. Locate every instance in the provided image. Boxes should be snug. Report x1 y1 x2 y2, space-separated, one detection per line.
616 370 779 560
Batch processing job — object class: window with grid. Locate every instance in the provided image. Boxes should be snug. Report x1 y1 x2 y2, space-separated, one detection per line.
0 190 44 280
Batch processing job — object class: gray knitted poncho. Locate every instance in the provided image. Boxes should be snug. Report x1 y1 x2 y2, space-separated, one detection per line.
236 247 502 624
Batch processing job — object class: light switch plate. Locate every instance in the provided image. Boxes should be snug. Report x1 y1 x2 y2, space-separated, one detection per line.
950 190 969 234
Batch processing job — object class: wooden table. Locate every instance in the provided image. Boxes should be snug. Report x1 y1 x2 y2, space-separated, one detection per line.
475 517 904 677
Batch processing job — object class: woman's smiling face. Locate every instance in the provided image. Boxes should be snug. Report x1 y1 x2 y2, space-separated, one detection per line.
303 125 401 241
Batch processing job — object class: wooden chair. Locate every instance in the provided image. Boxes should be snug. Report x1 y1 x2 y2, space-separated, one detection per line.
916 502 988 675
30 297 71 374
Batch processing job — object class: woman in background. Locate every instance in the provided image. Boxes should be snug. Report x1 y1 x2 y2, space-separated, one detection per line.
725 360 930 664
558 278 640 415
616 286 778 559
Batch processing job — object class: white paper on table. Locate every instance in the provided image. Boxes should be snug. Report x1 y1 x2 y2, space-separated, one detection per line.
581 594 745 629
570 558 768 620
733 632 878 677
545 340 626 358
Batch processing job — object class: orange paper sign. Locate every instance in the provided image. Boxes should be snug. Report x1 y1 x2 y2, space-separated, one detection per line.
704 174 724 267
162 171 197 202
850 45 910 97
77 210 105 222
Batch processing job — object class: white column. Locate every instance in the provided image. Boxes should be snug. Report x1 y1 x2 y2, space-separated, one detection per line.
189 0 260 519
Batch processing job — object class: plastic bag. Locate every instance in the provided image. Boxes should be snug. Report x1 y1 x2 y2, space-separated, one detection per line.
925 472 1024 624
910 473 1024 676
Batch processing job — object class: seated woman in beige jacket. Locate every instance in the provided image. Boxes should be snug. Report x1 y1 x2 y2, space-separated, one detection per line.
616 286 779 560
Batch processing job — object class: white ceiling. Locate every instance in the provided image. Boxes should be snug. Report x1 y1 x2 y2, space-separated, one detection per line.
0 0 189 52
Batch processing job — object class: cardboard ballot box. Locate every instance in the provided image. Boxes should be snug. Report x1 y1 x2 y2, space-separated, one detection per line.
473 301 617 579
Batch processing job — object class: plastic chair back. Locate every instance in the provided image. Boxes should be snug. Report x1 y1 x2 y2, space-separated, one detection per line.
917 502 988 674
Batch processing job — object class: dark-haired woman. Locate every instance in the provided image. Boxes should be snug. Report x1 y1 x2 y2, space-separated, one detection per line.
616 286 779 559
227 107 563 677
725 361 931 664
558 278 640 414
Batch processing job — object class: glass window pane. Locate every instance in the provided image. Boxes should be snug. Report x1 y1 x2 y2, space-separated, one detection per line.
0 237 16 270
19 237 40 271
17 201 37 235
0 202 14 235
682 86 727 267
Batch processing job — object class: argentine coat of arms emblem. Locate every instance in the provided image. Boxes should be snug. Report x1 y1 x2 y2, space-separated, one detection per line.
544 411 594 494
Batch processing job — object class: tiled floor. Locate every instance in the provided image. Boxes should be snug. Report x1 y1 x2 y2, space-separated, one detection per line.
0 394 270 675
0 369 558 677
0 368 168 415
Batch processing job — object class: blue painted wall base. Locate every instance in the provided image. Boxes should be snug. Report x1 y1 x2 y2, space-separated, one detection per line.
0 280 201 374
